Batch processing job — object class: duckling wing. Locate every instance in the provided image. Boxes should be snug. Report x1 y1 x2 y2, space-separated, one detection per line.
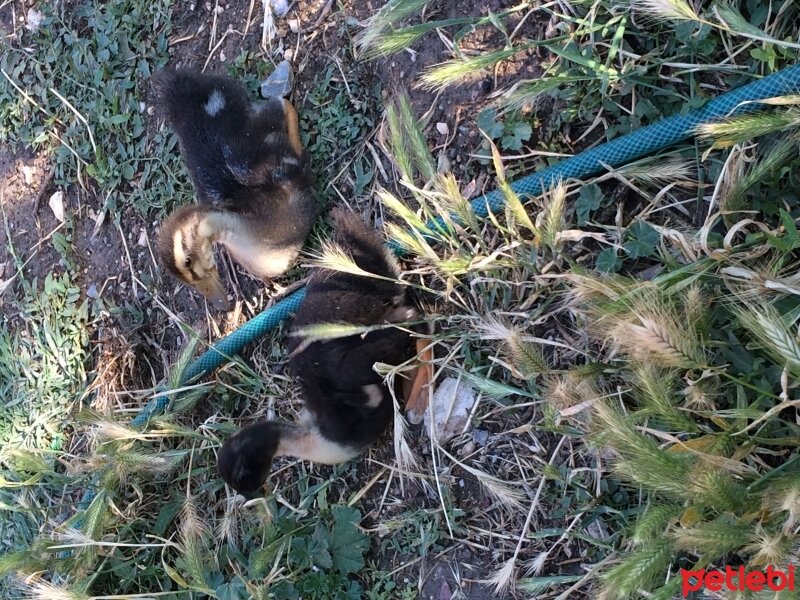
152 70 252 204
291 330 412 448
152 70 309 207
221 97 310 190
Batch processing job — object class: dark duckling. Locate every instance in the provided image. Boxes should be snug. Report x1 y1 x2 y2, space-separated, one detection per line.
217 208 418 497
152 69 315 309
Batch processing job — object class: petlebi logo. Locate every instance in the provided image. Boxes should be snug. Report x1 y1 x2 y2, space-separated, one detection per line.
681 566 796 596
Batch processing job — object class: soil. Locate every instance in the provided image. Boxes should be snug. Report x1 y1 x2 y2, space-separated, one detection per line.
0 147 60 297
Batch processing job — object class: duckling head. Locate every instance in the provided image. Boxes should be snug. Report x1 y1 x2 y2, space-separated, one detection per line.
157 204 231 310
217 421 283 498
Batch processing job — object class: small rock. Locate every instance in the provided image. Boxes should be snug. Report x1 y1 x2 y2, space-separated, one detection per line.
437 153 451 174
271 0 290 17
139 101 146 113
283 48 293 61
436 122 449 136
219 50 226 62
86 284 98 299
21 165 35 185
260 60 293 98
137 229 147 247
287 18 300 34
48 191 64 223
473 429 489 446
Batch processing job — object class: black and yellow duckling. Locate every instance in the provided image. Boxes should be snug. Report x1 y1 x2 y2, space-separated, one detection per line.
152 69 315 310
217 208 418 497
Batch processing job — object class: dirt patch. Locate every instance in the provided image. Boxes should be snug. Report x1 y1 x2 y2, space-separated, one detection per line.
0 146 61 296
419 559 498 600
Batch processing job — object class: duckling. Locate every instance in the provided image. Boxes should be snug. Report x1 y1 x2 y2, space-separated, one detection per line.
152 69 316 309
217 208 418 497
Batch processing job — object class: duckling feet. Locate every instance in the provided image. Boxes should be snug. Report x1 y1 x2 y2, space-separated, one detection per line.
260 60 293 99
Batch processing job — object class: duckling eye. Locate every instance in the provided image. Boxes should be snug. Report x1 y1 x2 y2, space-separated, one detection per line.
183 257 193 269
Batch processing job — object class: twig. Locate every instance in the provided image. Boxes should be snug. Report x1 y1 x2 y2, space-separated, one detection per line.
261 0 275 51
300 0 334 33
1 68 50 116
115 220 139 298
49 86 97 156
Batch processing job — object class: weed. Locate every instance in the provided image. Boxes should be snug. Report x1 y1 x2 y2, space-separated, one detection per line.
477 107 533 152
299 61 382 205
358 1 800 594
0 272 89 594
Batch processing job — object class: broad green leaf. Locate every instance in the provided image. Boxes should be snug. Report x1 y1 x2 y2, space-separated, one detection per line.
576 183 603 225
596 247 621 273
476 108 504 139
624 221 660 259
328 506 368 574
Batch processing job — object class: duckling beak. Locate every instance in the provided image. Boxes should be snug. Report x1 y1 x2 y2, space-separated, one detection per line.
240 482 272 501
195 274 231 311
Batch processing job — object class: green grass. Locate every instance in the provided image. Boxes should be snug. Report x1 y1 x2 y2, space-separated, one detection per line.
298 61 382 204
2 0 800 598
0 0 188 216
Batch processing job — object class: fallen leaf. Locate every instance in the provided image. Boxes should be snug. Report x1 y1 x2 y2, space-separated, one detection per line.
438 580 452 600
91 208 106 238
461 178 477 200
48 191 64 223
555 229 608 243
